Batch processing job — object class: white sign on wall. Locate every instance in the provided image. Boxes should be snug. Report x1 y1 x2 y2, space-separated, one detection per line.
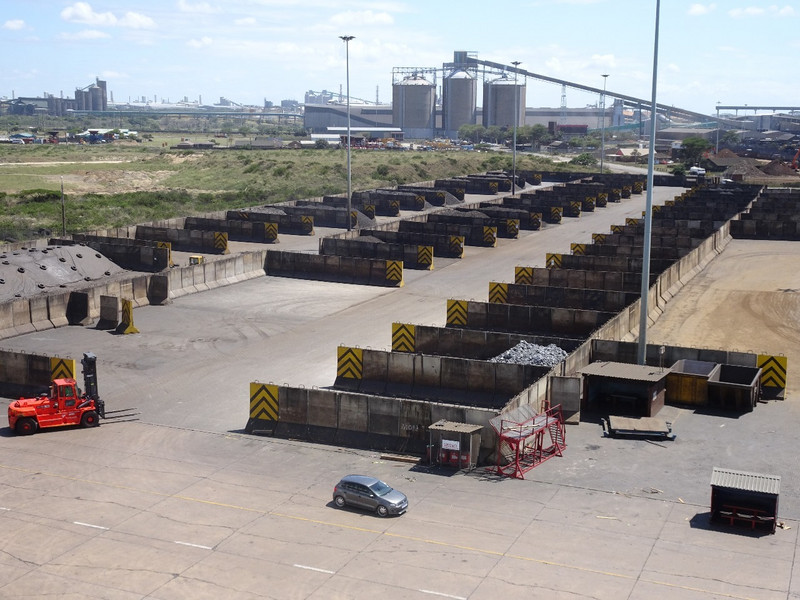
441 439 460 451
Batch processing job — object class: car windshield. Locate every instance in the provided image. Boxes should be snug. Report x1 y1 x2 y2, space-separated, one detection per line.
368 480 392 496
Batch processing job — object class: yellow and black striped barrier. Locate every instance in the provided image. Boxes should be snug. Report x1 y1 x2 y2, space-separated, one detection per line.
584 196 596 211
213 231 229 254
350 211 358 228
50 357 75 380
633 181 644 194
417 245 434 270
488 282 508 304
570 201 582 216
532 173 542 185
386 260 404 286
546 253 562 268
363 204 376 219
506 219 520 238
571 243 586 256
117 299 139 335
249 382 279 422
449 235 465 258
530 212 542 230
652 205 662 213
301 215 314 235
483 226 497 247
515 266 533 285
415 194 426 210
337 346 363 379
391 200 400 214
237 211 249 220
489 181 498 193
611 188 621 202
622 185 632 198
550 206 562 223
156 241 174 267
666 199 674 207
264 222 279 242
758 354 787 392
625 217 640 226
592 233 606 244
597 192 608 207
392 323 416 352
611 224 624 233
446 299 468 326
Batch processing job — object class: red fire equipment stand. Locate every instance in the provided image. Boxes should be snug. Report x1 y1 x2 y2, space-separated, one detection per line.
494 404 566 479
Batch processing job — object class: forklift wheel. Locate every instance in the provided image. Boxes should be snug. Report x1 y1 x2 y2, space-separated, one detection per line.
15 418 37 436
81 411 100 428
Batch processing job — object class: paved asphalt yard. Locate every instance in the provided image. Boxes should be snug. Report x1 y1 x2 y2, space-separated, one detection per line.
1 181 799 599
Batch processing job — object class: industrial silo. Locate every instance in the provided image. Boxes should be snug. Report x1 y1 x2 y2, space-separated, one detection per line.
392 73 435 139
482 76 526 128
89 86 103 111
443 68 476 138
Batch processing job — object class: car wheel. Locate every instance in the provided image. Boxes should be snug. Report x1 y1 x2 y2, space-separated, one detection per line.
81 411 99 428
334 495 346 508
376 505 389 518
15 418 37 436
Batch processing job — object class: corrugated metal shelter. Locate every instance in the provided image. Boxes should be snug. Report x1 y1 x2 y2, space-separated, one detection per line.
710 467 780 533
580 361 668 417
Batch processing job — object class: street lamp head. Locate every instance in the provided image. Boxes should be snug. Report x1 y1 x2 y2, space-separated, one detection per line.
339 35 354 42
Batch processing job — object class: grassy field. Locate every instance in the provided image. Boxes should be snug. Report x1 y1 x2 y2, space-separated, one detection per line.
0 134 576 242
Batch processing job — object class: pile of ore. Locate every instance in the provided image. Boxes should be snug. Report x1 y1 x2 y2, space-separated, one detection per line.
490 341 568 367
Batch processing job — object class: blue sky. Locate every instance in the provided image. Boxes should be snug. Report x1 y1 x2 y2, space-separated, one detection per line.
2 1 798 116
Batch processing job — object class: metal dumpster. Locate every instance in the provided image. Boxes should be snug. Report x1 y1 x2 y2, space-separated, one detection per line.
708 364 761 412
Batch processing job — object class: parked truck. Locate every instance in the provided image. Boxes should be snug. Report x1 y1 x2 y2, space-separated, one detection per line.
7 352 105 435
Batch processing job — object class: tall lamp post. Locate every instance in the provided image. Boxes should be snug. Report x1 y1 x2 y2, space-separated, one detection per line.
339 35 355 231
600 74 609 172
715 101 721 154
511 61 521 195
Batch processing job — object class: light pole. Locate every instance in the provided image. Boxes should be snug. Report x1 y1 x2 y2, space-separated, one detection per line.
511 61 521 195
339 35 355 231
600 74 609 172
715 101 720 154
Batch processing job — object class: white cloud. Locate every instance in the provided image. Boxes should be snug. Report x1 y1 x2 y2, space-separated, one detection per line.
235 17 256 26
590 53 616 69
188 36 213 48
329 10 394 27
61 2 117 26
59 29 111 40
178 0 219 14
118 12 156 29
61 2 154 29
667 63 680 73
688 4 716 16
729 7 765 18
774 5 796 16
3 19 25 30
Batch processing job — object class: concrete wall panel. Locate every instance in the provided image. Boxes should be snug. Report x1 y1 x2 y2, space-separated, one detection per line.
30 297 52 332
440 356 469 391
280 387 309 424
415 353 442 388
364 349 390 382
11 298 34 336
307 388 338 427
368 396 401 436
338 392 369 432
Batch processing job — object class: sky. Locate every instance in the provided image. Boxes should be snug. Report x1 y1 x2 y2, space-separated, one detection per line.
2 1 799 117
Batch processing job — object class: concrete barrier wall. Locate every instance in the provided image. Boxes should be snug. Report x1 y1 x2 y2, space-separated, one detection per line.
265 250 402 287
136 226 228 254
0 349 58 397
266 385 499 456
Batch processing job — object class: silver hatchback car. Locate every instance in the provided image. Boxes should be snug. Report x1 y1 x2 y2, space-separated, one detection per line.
333 475 408 517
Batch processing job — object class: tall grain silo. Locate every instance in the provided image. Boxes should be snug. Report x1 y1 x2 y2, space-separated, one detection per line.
392 73 435 139
89 86 103 111
482 76 526 128
443 68 476 138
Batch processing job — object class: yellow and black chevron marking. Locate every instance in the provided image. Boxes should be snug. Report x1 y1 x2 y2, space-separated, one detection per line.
417 245 433 269
758 354 787 389
666 199 674 206
50 357 75 380
237 211 249 220
546 253 562 268
571 243 586 256
550 206 562 223
350 211 358 228
386 260 404 286
449 235 465 258
533 173 542 184
584 197 596 210
213 231 229 254
611 188 621 201
264 222 279 242
611 224 624 233
488 282 508 304
249 382 279 421
515 266 533 285
156 241 174 267
597 192 608 207
119 299 140 334
571 201 581 215
625 217 640 226
530 212 542 230
392 323 416 352
363 204 376 218
391 200 400 212
435 191 445 203
652 205 662 213
490 181 498 193
446 299 468 326
592 233 606 244
483 226 497 246
633 181 644 194
622 185 632 198
415 194 425 209
506 219 520 238
301 215 314 234
337 346 363 379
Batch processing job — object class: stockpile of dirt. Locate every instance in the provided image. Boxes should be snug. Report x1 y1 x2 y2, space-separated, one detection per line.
715 149 739 158
760 160 799 176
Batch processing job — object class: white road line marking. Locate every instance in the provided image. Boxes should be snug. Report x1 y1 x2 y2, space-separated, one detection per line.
0 507 10 511
419 590 467 600
174 541 212 550
73 521 108 530
293 564 335 574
